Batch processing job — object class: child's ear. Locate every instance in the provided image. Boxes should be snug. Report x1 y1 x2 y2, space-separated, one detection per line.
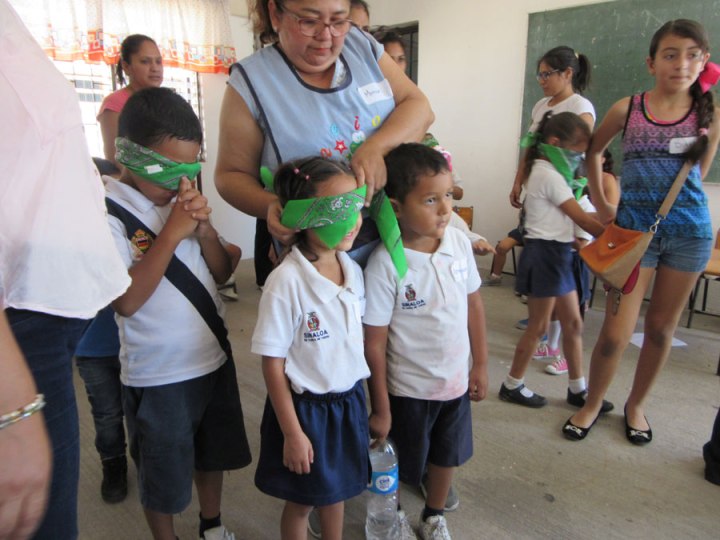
646 56 656 76
389 197 402 217
546 135 560 146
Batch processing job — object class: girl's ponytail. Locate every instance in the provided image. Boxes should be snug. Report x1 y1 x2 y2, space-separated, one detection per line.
686 81 715 163
574 53 592 94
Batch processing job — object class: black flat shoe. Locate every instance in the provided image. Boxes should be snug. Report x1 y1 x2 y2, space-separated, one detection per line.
624 405 652 445
562 415 598 441
566 389 615 413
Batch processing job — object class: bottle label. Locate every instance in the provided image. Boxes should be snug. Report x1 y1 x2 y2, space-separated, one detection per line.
368 464 399 495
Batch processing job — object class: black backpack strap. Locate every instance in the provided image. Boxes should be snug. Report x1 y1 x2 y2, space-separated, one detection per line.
106 197 231 354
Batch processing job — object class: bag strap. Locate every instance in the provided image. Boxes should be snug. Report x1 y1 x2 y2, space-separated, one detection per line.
656 161 693 220
105 197 231 354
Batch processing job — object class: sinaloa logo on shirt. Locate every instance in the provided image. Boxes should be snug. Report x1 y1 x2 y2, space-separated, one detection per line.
130 229 152 260
304 311 329 342
401 285 426 310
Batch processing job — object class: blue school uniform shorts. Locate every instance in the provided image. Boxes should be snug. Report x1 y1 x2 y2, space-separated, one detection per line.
122 356 252 514
388 393 473 486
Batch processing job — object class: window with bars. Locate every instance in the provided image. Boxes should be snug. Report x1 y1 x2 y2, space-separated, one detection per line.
52 60 204 159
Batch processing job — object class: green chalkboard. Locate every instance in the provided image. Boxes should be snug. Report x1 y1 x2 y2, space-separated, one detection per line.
523 0 720 182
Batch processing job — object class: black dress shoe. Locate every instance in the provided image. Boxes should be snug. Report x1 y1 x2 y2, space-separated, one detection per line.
499 383 547 408
624 405 652 445
566 389 615 413
562 415 598 441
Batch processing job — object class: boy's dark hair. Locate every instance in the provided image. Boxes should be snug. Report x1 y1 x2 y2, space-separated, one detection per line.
650 19 713 163
524 111 591 177
118 87 202 148
538 46 591 94
117 34 157 86
274 156 354 261
385 143 450 202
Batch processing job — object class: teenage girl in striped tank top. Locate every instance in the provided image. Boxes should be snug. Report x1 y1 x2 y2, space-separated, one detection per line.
563 20 720 443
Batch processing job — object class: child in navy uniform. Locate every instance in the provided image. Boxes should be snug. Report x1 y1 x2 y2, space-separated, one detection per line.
363 143 489 540
251 157 371 540
107 87 251 540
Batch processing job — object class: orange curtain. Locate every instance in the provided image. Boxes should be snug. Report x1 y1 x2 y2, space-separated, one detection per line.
10 0 236 74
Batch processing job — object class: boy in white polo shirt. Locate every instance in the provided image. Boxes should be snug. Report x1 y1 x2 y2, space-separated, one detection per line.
106 87 251 540
364 143 489 540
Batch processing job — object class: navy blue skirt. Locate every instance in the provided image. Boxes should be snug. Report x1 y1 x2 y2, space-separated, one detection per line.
254 380 370 506
515 239 576 298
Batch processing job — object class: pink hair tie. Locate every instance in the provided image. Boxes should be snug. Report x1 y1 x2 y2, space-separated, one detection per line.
699 128 709 136
698 61 720 93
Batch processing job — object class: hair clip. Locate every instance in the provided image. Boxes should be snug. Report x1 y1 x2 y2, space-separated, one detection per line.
699 127 709 137
293 168 310 181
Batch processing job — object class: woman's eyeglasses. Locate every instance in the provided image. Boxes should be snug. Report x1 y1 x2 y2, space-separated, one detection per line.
536 69 560 82
282 9 353 37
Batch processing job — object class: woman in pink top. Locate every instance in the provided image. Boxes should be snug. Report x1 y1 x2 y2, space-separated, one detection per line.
98 34 163 165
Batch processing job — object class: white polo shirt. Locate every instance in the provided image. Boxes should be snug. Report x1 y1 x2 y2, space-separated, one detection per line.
363 227 481 401
252 246 370 394
529 94 596 132
106 180 227 387
523 160 576 243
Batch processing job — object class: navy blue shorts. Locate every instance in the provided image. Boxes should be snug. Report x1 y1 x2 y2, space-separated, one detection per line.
255 380 370 507
388 393 473 486
515 239 575 298
507 227 525 245
123 357 252 514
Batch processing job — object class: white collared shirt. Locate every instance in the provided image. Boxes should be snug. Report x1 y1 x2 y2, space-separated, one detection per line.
364 227 481 401
0 1 130 316
252 246 370 394
106 179 227 387
523 160 576 242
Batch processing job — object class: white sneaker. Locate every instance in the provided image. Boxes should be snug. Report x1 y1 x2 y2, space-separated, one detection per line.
485 273 502 286
418 515 452 540
398 509 418 539
307 507 322 538
202 526 236 540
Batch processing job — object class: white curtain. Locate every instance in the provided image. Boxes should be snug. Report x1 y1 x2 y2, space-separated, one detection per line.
10 0 236 73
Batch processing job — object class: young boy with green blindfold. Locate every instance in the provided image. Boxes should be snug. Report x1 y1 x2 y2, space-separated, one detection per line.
106 87 251 540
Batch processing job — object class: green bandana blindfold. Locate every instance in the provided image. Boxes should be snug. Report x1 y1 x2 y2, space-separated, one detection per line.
280 184 408 278
281 185 367 250
115 137 201 191
539 143 587 200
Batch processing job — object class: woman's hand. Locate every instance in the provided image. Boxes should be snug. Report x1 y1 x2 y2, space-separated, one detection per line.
350 140 387 205
266 199 296 245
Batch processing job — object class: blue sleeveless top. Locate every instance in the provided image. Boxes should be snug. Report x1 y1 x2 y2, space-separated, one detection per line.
618 93 711 239
228 27 396 172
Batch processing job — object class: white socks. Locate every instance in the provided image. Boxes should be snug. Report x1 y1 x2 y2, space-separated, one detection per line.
568 377 586 395
505 375 535 397
547 320 561 350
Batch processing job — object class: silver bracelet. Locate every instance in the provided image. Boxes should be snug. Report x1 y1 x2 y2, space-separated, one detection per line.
0 394 46 431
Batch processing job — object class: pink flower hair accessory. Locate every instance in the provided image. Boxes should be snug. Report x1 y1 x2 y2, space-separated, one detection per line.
698 61 720 93
699 128 709 136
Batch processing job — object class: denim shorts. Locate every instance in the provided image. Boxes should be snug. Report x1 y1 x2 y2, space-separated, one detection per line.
388 393 473 486
640 236 712 273
123 357 252 514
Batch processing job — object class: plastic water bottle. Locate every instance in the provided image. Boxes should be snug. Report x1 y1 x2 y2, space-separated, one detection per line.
365 439 400 540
